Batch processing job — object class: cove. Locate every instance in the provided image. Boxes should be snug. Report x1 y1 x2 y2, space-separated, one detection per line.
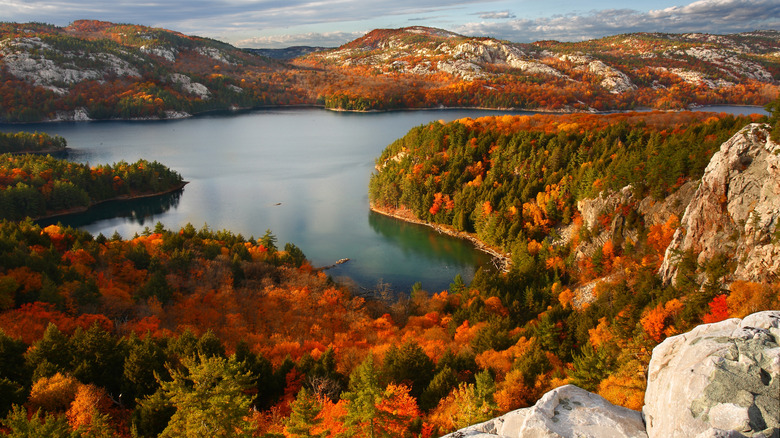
4 108 532 293
3 105 768 293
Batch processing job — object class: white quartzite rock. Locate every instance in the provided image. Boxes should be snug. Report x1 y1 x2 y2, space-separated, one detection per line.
440 384 647 438
659 124 780 285
643 311 780 438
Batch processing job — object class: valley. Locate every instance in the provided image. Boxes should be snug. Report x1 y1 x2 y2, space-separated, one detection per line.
0 19 778 438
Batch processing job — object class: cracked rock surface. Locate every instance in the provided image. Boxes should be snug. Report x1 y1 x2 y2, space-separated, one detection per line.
644 311 780 438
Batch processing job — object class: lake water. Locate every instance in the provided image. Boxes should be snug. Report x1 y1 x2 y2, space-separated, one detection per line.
3 105 768 294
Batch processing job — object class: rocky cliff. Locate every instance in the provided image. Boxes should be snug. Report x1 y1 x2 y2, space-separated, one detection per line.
659 124 780 285
440 311 780 438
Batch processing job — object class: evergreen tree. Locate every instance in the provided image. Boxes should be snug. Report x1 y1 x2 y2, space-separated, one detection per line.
284 387 323 438
568 343 615 392
381 341 435 400
419 365 457 411
2 405 76 438
158 355 253 438
122 334 168 404
340 355 383 438
68 323 125 396
25 324 71 382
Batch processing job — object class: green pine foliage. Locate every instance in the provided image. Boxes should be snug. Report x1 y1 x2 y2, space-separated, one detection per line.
284 387 324 438
340 356 383 438
1 405 76 438
156 355 254 438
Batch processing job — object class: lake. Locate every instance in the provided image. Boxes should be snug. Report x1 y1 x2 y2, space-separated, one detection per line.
3 105 768 294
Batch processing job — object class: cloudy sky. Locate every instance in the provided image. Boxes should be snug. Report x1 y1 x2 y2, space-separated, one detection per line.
2 0 779 48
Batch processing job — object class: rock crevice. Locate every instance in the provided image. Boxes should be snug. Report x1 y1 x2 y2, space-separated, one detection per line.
659 124 780 285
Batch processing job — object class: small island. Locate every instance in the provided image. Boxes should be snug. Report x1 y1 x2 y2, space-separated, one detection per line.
0 131 68 155
0 153 186 221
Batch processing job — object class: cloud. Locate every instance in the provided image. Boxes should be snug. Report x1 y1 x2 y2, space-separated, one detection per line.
478 11 516 20
1 0 777 47
0 0 492 31
237 31 366 48
457 0 780 42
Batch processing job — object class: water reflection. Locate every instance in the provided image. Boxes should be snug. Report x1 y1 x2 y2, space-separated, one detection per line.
37 189 184 231
368 210 491 267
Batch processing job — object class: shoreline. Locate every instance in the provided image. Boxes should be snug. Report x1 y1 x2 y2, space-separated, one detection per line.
32 181 188 221
2 103 765 125
369 203 512 273
2 147 68 155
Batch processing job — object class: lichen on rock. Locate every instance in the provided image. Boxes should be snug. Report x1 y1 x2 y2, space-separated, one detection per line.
643 311 780 438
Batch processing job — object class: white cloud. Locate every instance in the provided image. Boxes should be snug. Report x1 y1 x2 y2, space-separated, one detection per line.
1 0 777 47
478 11 516 20
0 0 493 30
457 0 780 42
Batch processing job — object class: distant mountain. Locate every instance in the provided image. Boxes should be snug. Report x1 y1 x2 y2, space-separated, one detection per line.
0 22 777 121
244 46 333 60
298 26 778 110
0 20 307 122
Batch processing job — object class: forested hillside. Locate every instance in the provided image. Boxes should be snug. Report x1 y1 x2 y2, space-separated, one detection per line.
369 111 753 254
0 107 777 437
297 27 779 111
0 21 778 121
0 20 308 122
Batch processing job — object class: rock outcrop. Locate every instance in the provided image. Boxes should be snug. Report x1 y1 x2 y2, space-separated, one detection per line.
441 311 780 438
659 124 780 285
440 385 647 438
644 311 780 438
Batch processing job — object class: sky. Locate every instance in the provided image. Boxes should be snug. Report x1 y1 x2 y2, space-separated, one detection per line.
1 0 779 48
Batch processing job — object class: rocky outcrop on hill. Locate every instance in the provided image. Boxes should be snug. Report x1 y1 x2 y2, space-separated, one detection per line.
644 311 780 438
659 124 780 285
312 27 778 94
0 36 141 93
440 311 780 438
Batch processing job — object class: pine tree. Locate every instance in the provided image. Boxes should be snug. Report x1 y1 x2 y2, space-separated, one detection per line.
284 387 323 438
158 355 254 438
340 355 382 438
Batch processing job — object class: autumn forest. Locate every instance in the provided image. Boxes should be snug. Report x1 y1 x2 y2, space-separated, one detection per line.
0 18 779 438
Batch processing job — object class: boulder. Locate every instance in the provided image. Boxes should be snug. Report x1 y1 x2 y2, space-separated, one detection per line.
440 384 647 438
643 311 780 438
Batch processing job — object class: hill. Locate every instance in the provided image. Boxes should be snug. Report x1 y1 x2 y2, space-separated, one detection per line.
0 20 309 121
297 26 780 111
1 22 778 121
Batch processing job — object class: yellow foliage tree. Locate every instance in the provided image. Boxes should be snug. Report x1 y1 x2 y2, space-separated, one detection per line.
727 281 780 319
28 373 80 412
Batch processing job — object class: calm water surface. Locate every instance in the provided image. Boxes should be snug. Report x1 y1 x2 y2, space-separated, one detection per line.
4 105 768 293
6 109 529 293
